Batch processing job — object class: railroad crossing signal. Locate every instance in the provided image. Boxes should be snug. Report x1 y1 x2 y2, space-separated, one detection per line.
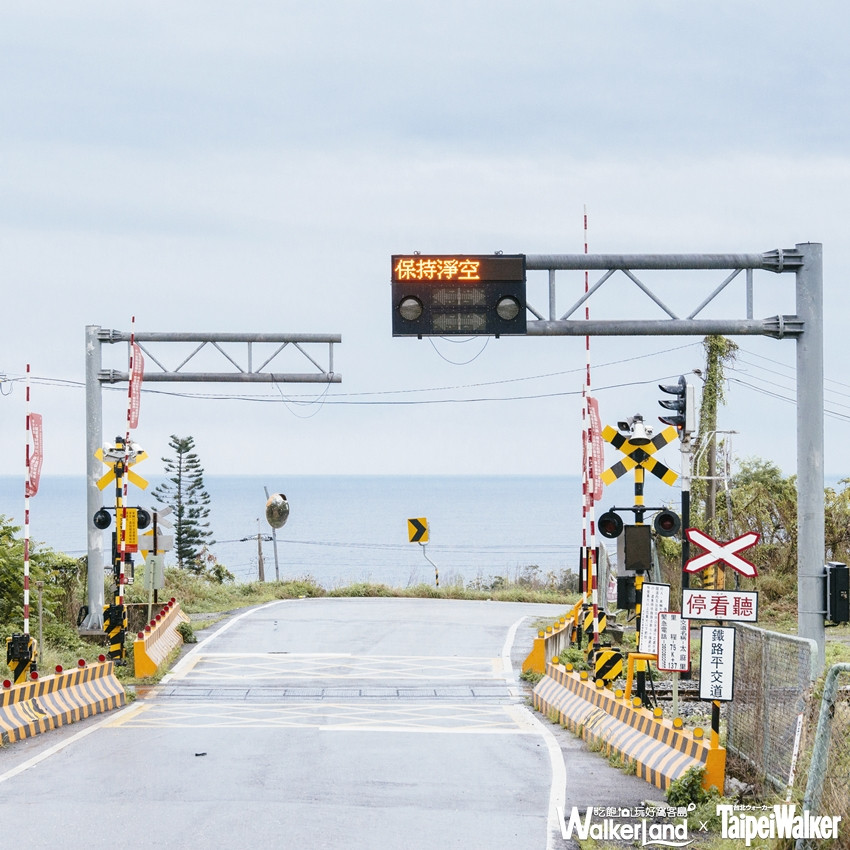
601 423 679 486
407 518 429 544
684 528 760 577
95 442 149 491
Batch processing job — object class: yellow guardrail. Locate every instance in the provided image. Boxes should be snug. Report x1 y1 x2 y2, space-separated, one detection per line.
522 596 585 674
533 661 726 793
0 657 125 744
133 598 190 678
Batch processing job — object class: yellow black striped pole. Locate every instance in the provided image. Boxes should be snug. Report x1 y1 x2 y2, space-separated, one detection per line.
594 647 624 682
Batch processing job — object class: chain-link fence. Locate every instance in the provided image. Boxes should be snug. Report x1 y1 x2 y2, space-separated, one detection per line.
797 663 850 850
726 623 818 790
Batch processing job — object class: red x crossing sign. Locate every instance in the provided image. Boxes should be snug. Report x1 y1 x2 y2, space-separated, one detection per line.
684 528 760 577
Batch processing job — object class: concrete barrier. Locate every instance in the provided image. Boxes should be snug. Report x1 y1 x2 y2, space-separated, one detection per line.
0 658 125 744
533 662 726 793
522 598 583 674
133 598 190 678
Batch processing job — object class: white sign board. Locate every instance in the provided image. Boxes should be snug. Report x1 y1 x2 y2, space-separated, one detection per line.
682 588 758 622
657 612 690 672
638 582 670 654
144 554 166 591
699 625 736 701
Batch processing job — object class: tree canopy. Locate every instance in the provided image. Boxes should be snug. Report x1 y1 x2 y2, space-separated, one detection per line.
152 435 214 571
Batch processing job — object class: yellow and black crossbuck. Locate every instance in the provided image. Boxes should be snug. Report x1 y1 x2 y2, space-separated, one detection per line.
600 424 679 486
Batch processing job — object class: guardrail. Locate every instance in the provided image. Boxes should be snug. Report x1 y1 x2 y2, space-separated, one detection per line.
133 598 190 678
0 657 125 744
522 598 584 674
534 661 726 793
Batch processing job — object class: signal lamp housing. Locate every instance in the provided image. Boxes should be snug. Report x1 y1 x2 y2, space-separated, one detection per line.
598 511 624 539
653 509 681 537
93 508 112 530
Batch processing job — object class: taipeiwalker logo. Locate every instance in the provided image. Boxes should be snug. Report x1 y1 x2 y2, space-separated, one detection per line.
718 804 841 846
559 807 694 847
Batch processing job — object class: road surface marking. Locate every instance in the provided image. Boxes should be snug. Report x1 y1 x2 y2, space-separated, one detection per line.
169 653 500 682
105 700 535 733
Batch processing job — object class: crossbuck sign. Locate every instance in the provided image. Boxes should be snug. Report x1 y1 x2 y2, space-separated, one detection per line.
684 529 760 578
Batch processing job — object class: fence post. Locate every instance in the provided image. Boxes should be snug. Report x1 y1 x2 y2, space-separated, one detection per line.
798 663 850 850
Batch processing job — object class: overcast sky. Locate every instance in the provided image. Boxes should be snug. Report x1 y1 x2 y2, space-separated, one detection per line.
1 2 848 483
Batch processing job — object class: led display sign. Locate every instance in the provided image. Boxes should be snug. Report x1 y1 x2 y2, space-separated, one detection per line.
391 254 526 337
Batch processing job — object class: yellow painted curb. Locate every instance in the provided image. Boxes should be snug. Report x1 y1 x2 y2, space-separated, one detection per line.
0 659 125 744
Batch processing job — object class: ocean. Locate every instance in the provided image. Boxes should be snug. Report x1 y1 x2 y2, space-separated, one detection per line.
0 474 649 588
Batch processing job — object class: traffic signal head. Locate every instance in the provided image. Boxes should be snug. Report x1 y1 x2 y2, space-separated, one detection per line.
391 254 527 336
653 509 681 537
598 511 624 539
93 508 112 530
658 375 695 434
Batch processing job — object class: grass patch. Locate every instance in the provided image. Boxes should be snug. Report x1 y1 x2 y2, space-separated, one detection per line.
519 668 543 685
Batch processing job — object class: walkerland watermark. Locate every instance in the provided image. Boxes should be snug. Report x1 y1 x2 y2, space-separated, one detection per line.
559 807 695 847
558 804 842 847
718 804 841 846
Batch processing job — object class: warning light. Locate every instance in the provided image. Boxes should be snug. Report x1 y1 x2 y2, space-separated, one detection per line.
598 511 624 539
93 508 112 529
399 297 424 322
658 375 695 434
495 295 522 322
653 509 681 537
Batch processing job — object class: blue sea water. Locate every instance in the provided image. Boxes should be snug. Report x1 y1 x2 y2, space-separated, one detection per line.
0 475 647 588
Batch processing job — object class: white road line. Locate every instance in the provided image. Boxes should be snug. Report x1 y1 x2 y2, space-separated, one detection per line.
520 706 567 850
162 599 287 682
0 701 141 786
500 614 566 850
501 616 526 678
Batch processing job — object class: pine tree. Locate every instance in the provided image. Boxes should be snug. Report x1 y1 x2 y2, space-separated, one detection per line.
152 435 214 570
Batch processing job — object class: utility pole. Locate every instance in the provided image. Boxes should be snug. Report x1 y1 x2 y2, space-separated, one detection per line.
257 520 265 582
264 486 281 582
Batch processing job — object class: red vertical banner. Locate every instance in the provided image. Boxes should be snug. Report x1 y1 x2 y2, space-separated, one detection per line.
586 396 604 502
26 413 43 497
128 342 144 429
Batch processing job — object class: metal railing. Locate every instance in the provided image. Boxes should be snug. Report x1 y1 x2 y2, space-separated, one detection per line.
726 623 818 790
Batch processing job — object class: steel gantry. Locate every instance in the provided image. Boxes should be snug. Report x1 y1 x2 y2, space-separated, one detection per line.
82 327 342 629
522 243 824 669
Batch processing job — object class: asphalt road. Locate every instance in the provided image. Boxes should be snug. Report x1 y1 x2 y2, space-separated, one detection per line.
0 597 654 849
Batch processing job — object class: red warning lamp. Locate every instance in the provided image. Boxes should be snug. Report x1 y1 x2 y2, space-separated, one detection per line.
598 511 624 539
653 509 681 537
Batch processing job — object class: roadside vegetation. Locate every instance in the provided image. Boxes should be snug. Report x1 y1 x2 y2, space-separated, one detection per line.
0 524 578 682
